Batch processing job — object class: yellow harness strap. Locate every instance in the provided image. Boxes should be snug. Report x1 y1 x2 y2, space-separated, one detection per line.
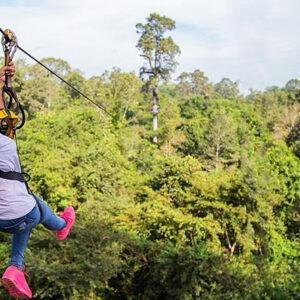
0 109 18 139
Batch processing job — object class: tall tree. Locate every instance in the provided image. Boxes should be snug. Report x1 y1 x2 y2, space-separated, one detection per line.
204 109 238 170
136 13 180 143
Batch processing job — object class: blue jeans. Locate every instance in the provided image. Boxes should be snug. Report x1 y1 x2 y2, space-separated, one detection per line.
0 195 66 269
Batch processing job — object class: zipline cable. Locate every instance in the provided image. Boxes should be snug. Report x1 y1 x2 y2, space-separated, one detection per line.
16 44 113 117
0 28 113 117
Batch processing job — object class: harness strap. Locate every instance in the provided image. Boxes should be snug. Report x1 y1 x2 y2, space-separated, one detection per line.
0 170 26 182
0 170 43 223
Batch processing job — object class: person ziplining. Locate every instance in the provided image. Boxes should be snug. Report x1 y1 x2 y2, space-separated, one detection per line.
0 29 76 299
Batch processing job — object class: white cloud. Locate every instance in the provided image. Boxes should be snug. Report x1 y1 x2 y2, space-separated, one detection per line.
0 0 299 93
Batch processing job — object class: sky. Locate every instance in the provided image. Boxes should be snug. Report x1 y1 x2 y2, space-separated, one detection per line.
0 0 299 93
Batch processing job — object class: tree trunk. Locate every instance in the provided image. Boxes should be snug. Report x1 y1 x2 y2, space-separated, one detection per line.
225 228 238 256
48 89 51 109
153 113 158 143
216 141 220 171
152 85 159 144
123 106 128 120
230 239 238 256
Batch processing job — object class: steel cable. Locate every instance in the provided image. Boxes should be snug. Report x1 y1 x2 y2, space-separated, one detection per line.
0 28 113 117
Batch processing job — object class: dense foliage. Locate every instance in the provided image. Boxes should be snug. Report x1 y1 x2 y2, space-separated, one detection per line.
0 56 299 299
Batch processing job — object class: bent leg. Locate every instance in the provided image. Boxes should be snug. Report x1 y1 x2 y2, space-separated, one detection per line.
34 195 66 231
8 197 66 269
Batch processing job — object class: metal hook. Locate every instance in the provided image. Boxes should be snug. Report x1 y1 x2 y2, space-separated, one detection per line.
1 29 18 60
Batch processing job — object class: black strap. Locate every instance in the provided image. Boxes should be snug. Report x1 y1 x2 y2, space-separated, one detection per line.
0 170 43 223
0 170 26 182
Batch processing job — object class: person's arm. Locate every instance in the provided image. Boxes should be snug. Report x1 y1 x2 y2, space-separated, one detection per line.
0 62 15 109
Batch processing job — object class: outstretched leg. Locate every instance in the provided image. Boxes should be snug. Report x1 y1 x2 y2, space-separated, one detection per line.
34 195 66 231
34 195 75 240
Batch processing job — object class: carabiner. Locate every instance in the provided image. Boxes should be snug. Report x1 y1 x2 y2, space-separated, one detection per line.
1 29 18 60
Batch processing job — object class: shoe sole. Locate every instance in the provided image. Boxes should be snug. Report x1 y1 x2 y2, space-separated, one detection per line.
1 277 31 299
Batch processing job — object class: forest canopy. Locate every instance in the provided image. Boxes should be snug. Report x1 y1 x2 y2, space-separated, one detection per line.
0 13 299 300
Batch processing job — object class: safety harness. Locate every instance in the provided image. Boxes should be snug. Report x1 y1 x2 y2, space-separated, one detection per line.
0 170 43 221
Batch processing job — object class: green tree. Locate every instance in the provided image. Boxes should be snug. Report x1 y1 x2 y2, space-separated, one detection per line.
285 79 300 93
190 69 213 98
176 69 213 98
103 68 142 127
214 77 239 99
39 57 71 77
19 61 60 115
63 71 85 100
203 109 239 170
286 117 300 157
136 13 180 143
176 71 191 97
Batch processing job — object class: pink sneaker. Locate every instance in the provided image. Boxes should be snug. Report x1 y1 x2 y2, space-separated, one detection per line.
1 266 32 299
56 206 75 240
